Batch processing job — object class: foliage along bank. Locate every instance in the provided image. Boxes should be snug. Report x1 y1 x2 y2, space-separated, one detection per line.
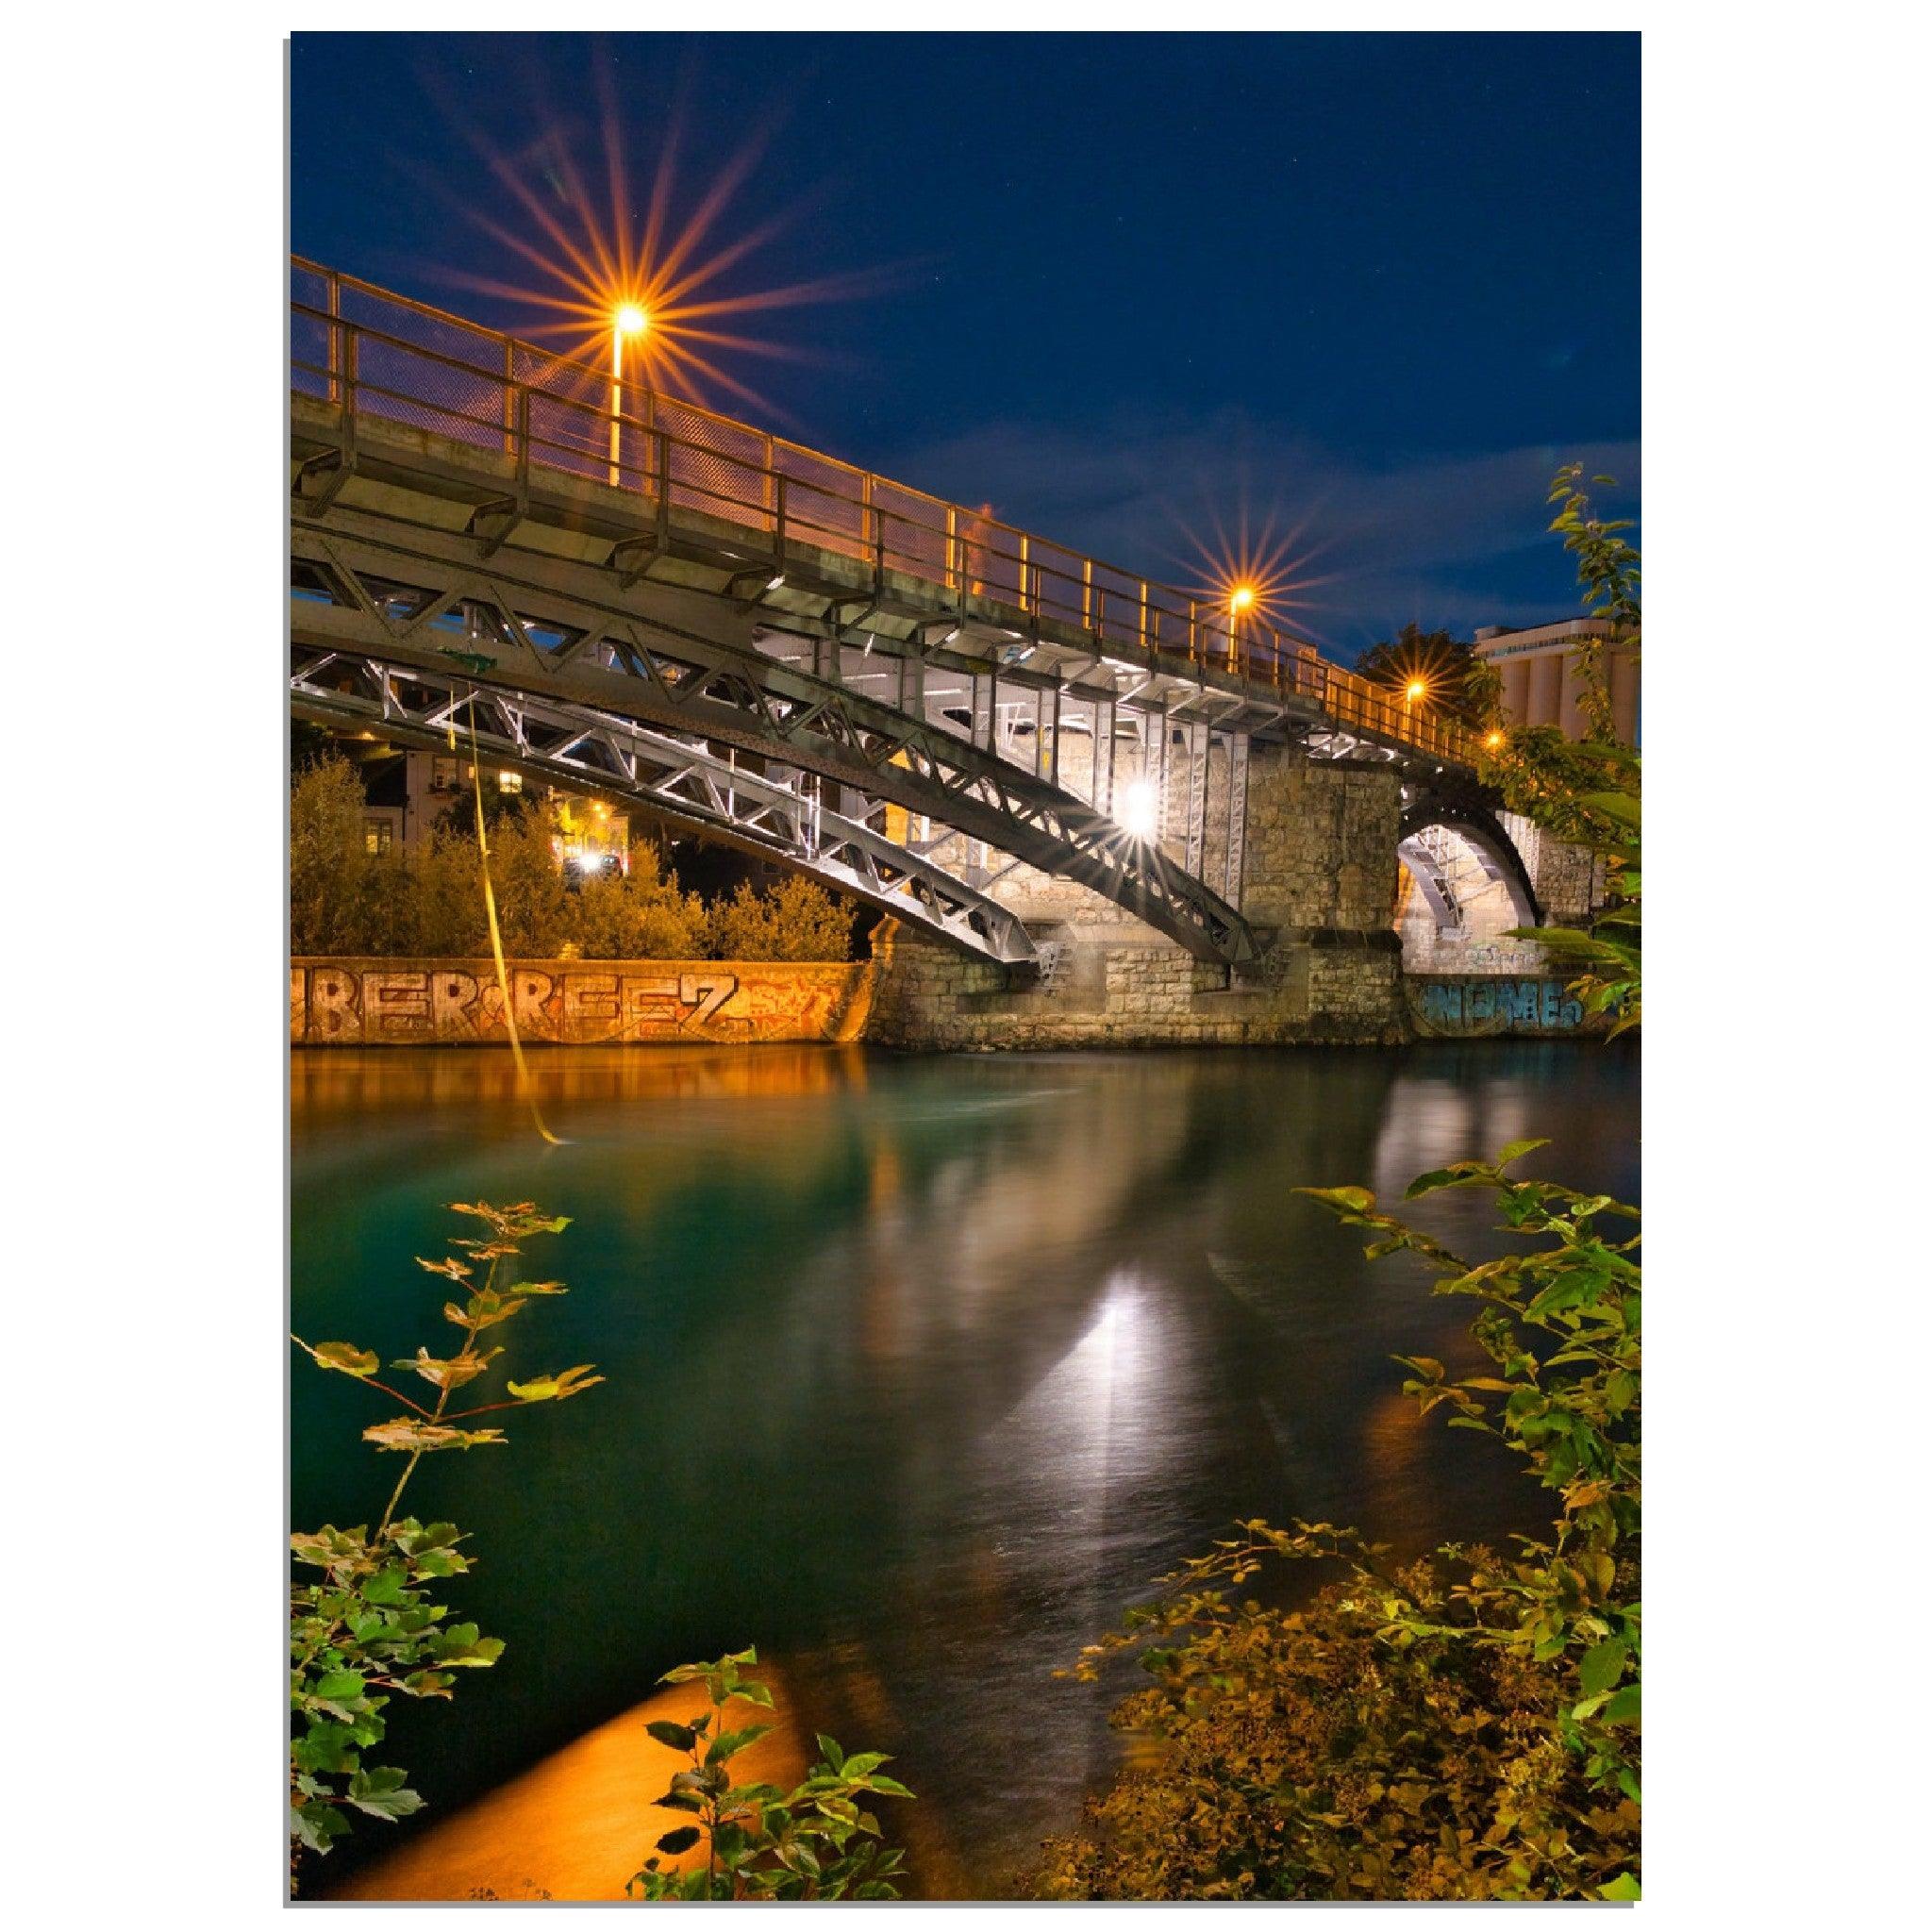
291 756 858 964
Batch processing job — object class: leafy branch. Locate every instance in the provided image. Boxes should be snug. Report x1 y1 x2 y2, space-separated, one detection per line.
626 1648 914 1901
289 1200 600 1882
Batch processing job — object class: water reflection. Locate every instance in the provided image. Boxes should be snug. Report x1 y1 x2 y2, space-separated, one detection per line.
293 1041 1637 1898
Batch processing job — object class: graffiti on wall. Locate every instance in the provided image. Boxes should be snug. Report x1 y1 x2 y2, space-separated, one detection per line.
291 958 874 1046
1406 975 1607 1038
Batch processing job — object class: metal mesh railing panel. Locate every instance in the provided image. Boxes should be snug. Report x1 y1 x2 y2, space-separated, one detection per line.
657 400 773 531
771 444 866 560
869 480 949 581
512 344 610 484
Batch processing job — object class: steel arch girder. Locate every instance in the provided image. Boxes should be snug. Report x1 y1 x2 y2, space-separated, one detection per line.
291 649 1039 965
288 513 1259 964
1399 799 1542 930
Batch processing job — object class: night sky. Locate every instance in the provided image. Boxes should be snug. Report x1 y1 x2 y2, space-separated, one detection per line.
291 31 1639 660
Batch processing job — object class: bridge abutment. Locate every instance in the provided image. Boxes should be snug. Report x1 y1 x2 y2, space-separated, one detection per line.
864 746 1409 1049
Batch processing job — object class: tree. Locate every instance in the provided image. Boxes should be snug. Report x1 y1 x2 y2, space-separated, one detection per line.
1353 624 1482 724
291 756 375 956
482 808 574 957
708 875 855 962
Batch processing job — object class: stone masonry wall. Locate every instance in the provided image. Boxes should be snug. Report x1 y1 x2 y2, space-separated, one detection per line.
865 743 1409 1050
1504 810 1612 925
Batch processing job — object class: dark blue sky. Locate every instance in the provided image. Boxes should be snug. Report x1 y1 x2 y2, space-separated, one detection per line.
291 31 1639 659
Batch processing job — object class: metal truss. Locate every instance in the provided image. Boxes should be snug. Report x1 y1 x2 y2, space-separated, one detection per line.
292 648 1039 965
290 508 1259 963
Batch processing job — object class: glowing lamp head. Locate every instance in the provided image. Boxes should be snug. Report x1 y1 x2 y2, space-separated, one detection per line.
1406 678 1428 702
1117 777 1160 841
1485 729 1505 750
614 303 649 338
1229 584 1257 614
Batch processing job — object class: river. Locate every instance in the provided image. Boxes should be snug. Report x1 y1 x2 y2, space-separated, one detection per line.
291 1040 1639 1898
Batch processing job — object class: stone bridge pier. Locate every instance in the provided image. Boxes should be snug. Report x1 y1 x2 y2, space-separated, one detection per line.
866 743 1411 1049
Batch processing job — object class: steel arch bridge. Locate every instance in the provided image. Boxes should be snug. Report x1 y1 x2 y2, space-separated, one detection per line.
289 261 1518 967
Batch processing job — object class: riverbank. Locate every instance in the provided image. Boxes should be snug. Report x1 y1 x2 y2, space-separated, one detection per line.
290 953 1606 1048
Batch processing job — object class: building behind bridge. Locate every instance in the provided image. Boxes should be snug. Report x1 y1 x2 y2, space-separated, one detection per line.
1473 618 1639 744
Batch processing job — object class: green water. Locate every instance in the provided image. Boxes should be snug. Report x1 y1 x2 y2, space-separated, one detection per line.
291 1041 1639 1896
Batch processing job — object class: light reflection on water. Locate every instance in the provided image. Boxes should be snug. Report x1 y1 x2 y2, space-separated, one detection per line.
291 1041 1638 1897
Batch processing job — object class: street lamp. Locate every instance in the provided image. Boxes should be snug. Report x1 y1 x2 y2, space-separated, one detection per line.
609 303 649 485
1406 677 1428 705
1228 584 1257 672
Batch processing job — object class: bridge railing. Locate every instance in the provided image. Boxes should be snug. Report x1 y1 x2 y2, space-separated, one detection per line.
291 260 1475 768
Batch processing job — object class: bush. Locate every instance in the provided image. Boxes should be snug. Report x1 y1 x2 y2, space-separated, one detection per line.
486 809 574 957
707 875 854 961
626 1649 913 1901
290 1201 599 1887
572 847 708 959
290 758 375 956
288 755 856 961
1041 1150 1641 1902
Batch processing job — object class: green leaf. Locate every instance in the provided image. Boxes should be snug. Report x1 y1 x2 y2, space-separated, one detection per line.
655 1825 702 1857
645 1720 697 1753
1604 1682 1641 1725
1495 1137 1552 1169
506 1363 606 1405
816 1734 846 1774
1579 1638 1627 1697
1295 1185 1375 1214
1599 1873 1641 1901
305 1341 379 1377
393 1347 496 1391
344 1766 425 1821
708 1724 774 1766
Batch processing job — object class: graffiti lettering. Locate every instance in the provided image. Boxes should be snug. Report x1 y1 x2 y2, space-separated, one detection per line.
1408 976 1592 1038
291 959 873 1047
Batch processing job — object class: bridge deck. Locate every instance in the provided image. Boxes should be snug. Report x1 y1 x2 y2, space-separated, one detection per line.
291 260 1477 776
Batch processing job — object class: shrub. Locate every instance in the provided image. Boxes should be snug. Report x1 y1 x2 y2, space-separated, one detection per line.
572 847 708 959
289 1200 600 1888
708 875 855 961
627 1648 914 1901
484 809 574 956
290 757 375 956
409 829 490 958
1041 1150 1641 1903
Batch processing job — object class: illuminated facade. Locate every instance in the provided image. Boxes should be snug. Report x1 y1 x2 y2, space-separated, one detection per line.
1472 618 1639 744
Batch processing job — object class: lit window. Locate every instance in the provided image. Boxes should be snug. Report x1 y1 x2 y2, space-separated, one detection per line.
364 818 393 856
497 770 523 793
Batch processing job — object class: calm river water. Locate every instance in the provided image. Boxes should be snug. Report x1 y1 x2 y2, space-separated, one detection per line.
291 1041 1638 1897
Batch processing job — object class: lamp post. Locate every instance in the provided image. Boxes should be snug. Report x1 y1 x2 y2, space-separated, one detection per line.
609 303 648 486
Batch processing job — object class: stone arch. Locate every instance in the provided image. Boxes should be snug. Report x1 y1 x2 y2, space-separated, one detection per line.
1395 804 1541 974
